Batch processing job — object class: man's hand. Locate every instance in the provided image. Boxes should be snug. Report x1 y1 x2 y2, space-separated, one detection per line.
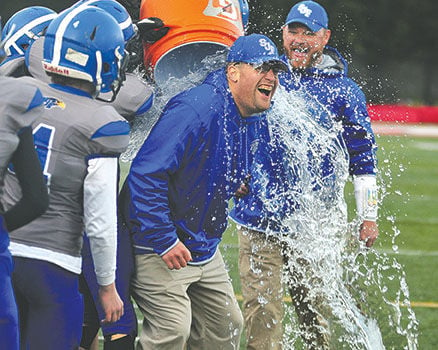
98 282 124 324
162 241 192 270
235 174 251 199
359 220 379 248
234 183 250 199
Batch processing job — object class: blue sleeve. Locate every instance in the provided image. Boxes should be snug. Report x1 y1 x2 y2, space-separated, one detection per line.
340 80 378 176
136 93 154 116
263 137 301 231
231 132 299 233
127 100 202 255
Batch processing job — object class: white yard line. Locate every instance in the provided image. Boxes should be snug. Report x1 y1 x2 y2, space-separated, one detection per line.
381 249 438 256
372 122 438 138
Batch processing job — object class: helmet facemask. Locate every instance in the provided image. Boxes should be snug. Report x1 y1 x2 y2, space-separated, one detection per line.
97 47 129 102
1 7 56 57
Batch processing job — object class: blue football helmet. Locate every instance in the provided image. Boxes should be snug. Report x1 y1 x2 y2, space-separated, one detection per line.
1 6 57 57
43 6 127 97
71 0 137 43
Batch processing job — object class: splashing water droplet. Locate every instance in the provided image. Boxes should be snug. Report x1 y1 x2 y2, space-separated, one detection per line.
255 87 418 349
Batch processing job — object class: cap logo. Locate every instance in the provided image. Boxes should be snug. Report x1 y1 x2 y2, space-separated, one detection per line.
259 38 275 55
297 4 312 18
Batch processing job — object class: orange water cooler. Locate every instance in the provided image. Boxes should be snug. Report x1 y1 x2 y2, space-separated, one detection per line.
140 0 244 86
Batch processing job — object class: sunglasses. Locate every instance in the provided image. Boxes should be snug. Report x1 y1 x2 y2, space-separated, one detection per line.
244 62 284 74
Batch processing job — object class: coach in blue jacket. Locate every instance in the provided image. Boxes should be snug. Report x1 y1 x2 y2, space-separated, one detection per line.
123 34 287 350
229 1 380 349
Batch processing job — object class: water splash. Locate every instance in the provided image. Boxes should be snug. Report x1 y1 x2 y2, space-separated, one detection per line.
255 87 419 349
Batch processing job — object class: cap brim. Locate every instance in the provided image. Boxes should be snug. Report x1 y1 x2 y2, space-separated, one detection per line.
284 18 323 32
267 60 288 72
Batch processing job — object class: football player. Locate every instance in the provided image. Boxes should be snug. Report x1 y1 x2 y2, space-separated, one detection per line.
1 6 130 349
0 28 49 349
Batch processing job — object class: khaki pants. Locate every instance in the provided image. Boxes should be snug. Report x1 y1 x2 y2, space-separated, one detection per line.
238 227 330 350
131 250 243 350
239 228 284 350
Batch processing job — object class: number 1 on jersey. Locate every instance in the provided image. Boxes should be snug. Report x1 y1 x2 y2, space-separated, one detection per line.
33 123 55 186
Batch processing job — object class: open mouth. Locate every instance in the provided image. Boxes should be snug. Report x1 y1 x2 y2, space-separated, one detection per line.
292 46 309 54
258 85 273 96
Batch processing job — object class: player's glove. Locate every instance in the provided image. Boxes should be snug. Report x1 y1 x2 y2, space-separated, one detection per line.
136 17 169 43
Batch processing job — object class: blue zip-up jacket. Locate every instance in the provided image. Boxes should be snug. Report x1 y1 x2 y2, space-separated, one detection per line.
125 68 268 264
229 46 377 233
279 46 377 176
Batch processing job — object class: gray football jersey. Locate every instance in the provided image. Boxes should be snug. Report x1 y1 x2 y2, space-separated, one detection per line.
27 37 154 120
100 72 154 120
0 76 44 194
2 76 130 258
22 37 50 83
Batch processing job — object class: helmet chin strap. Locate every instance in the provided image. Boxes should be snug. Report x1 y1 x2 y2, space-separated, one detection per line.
96 81 123 103
96 50 128 103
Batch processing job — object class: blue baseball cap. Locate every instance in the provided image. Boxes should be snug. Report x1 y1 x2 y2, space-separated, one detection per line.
284 1 328 32
227 34 288 72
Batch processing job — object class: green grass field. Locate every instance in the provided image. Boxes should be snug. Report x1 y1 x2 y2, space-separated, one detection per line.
104 133 438 349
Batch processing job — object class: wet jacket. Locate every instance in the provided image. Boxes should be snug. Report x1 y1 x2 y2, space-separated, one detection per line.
229 46 377 233
124 68 268 263
279 46 377 175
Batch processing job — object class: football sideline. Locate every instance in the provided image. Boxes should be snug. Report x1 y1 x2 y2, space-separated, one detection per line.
372 122 438 138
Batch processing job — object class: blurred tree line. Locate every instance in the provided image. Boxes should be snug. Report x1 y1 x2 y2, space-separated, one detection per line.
1 0 437 105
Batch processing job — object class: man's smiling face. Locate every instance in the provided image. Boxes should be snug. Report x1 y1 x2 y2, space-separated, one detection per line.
282 22 331 69
228 62 279 117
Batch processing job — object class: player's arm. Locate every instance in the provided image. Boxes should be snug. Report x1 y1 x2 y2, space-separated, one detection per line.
3 127 48 231
83 156 124 323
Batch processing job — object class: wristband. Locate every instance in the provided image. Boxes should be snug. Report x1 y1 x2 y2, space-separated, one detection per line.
353 175 378 221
